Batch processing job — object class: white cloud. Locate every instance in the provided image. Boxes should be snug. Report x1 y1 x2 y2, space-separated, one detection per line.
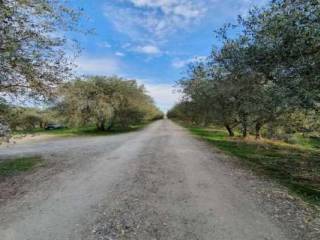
104 0 269 44
135 45 161 55
172 59 190 69
130 77 181 111
172 56 207 68
130 0 204 18
104 0 206 43
115 52 125 57
75 56 121 75
144 83 181 112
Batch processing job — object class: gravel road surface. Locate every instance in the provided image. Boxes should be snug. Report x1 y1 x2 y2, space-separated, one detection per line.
0 120 318 240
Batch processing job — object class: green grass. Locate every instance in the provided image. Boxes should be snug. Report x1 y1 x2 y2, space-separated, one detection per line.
0 156 43 177
289 133 320 150
186 126 320 206
13 123 148 138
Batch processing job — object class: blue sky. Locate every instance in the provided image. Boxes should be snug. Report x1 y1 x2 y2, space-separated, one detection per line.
71 0 268 111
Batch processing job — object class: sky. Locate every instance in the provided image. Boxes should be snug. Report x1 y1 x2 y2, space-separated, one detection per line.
70 0 268 112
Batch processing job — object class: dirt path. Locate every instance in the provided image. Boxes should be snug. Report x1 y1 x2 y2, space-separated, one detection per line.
0 120 318 240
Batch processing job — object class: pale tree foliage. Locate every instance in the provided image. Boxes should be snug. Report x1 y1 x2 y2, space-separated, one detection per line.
0 0 81 99
58 76 162 131
3 106 54 130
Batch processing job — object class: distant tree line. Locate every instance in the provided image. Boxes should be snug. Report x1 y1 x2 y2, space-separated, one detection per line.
168 0 320 139
57 76 163 131
0 76 163 132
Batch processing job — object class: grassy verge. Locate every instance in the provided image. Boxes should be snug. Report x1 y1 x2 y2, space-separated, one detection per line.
0 156 43 177
12 123 149 138
289 133 320 150
184 124 320 206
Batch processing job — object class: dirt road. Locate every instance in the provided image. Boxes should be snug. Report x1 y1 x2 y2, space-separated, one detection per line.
0 120 318 240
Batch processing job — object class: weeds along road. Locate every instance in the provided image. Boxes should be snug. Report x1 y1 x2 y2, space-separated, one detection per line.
0 120 315 240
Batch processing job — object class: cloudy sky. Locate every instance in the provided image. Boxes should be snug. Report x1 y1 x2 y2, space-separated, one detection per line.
71 0 268 111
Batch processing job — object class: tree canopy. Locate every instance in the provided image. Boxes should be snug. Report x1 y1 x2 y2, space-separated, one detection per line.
169 0 320 139
0 0 82 99
57 76 163 130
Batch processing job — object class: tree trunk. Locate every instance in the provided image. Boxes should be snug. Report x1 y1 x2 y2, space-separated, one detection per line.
267 122 274 138
106 119 114 131
242 125 247 138
255 122 262 139
97 119 105 131
241 115 248 138
203 111 210 127
225 124 234 137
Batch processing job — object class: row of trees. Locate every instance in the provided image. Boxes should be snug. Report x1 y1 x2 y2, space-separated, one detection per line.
1 76 163 132
168 0 320 139
57 76 163 130
0 102 54 131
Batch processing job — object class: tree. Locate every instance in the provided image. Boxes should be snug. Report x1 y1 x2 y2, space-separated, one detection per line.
241 0 320 110
58 76 162 131
178 62 212 126
0 0 82 99
58 77 113 130
206 69 240 137
4 106 43 130
167 101 195 123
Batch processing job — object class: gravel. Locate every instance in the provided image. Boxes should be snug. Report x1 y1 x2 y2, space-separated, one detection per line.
0 120 318 240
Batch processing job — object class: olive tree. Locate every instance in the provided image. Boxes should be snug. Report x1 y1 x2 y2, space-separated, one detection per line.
172 0 320 139
0 0 82 99
58 76 162 131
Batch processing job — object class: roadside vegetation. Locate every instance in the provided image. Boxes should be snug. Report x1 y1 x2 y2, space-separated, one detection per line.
186 125 320 205
0 76 162 141
12 123 149 138
168 0 320 206
0 156 43 177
